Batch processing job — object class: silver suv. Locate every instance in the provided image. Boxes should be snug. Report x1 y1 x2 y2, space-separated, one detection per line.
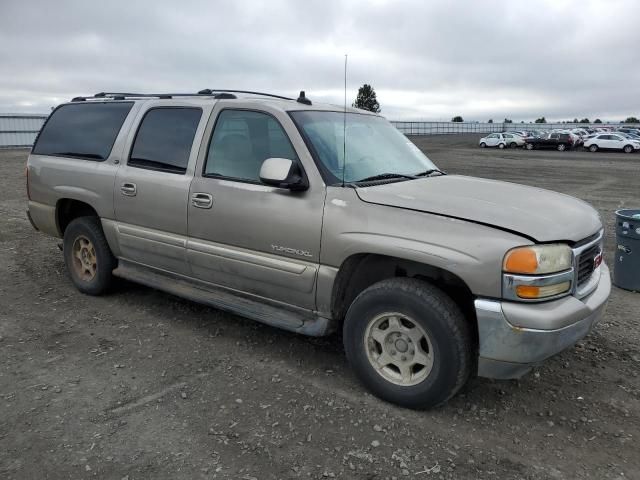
26 90 611 408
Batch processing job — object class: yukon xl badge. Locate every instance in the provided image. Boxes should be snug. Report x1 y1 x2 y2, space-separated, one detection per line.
271 245 313 257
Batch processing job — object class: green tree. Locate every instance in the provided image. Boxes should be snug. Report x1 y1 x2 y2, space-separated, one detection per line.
623 116 640 123
534 117 547 123
487 119 493 123
579 118 590 123
573 118 579 123
451 116 464 122
594 119 602 124
352 84 381 113
503 118 513 124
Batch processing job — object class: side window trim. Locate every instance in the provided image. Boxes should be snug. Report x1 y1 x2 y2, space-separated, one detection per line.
127 106 203 175
201 107 306 185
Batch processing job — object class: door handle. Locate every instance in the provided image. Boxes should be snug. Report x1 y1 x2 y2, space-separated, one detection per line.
121 182 137 196
191 192 213 209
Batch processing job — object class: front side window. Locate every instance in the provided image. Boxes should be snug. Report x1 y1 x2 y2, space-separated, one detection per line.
290 111 437 184
204 109 298 182
129 107 202 174
32 102 133 160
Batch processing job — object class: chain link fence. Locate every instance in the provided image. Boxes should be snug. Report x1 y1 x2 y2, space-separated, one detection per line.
0 112 626 148
390 121 618 136
0 114 48 148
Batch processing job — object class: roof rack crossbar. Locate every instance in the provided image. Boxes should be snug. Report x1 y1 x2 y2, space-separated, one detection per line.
197 89 294 100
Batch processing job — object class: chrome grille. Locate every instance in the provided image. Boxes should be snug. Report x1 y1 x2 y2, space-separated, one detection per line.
576 243 601 286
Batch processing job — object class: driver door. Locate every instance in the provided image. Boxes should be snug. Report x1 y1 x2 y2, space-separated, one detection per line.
186 106 325 310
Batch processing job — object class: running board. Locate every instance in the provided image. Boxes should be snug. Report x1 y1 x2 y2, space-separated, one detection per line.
112 261 334 337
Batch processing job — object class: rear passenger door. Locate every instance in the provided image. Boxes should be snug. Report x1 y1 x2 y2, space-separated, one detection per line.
114 105 204 275
186 106 325 310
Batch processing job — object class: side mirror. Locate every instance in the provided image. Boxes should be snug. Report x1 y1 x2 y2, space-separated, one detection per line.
259 158 308 191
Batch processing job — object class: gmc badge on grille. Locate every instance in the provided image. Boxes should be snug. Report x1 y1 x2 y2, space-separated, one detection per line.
594 251 603 268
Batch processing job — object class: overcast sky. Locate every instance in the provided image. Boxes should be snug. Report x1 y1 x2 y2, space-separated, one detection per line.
1 0 638 121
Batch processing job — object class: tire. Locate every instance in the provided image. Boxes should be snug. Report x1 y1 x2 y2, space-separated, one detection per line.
343 278 472 409
589 144 598 152
479 142 486 148
63 216 116 295
525 143 534 150
623 145 633 153
557 143 566 151
498 143 505 149
509 142 517 148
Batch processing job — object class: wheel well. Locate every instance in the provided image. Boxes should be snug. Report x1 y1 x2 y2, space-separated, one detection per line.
331 254 478 346
56 199 99 235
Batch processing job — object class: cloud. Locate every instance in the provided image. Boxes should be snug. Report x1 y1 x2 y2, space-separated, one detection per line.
0 0 638 121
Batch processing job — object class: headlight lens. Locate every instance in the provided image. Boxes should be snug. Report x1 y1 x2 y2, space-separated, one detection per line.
503 244 574 301
503 244 572 275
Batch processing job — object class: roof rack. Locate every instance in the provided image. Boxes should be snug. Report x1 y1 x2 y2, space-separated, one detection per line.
70 90 297 102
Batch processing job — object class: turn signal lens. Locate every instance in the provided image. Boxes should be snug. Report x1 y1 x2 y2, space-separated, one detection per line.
515 282 571 299
503 244 572 274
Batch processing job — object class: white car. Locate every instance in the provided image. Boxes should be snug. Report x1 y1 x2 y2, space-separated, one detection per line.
583 133 640 153
479 132 525 149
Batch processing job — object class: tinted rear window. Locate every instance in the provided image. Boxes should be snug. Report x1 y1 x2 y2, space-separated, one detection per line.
32 102 133 160
128 107 202 174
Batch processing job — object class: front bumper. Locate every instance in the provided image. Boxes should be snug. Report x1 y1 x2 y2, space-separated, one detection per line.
476 264 611 379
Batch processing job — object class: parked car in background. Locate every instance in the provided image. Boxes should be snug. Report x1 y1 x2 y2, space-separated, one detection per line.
583 133 640 153
525 132 574 151
618 127 640 136
479 133 524 149
510 130 532 139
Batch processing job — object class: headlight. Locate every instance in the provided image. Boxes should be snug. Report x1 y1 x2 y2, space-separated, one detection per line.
503 244 572 274
503 244 573 301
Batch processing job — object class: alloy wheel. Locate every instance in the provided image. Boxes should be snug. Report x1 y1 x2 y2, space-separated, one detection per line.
364 313 434 386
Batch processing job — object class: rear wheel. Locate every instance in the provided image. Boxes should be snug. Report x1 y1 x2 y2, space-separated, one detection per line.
557 143 566 151
498 143 505 149
589 144 598 152
479 142 486 148
525 143 534 150
343 278 472 409
623 144 633 153
509 142 517 148
63 217 116 295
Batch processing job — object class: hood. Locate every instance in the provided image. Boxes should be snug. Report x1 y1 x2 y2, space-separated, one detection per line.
356 175 602 243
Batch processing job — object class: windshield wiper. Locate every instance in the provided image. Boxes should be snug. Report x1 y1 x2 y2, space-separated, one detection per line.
414 168 446 177
354 172 417 183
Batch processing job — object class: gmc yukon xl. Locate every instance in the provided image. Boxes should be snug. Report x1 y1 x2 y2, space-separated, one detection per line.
26 90 611 408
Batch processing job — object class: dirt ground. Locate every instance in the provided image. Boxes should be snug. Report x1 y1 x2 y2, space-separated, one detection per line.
1 137 639 480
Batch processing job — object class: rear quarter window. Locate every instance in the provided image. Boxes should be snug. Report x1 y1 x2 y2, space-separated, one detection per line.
32 102 134 161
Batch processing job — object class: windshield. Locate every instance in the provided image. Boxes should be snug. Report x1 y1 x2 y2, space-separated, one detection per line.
290 111 437 184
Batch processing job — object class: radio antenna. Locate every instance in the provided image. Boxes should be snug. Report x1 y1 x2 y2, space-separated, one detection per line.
342 54 348 187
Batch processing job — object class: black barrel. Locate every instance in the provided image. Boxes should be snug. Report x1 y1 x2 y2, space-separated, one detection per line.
613 209 640 291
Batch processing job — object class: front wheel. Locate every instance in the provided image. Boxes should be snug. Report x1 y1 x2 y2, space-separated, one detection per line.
63 216 116 295
509 142 517 148
623 145 633 153
343 278 472 409
589 144 598 152
557 143 566 151
479 142 486 148
498 143 505 149
525 143 534 150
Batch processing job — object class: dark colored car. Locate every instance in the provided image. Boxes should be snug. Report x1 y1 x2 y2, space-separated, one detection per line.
525 133 574 151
